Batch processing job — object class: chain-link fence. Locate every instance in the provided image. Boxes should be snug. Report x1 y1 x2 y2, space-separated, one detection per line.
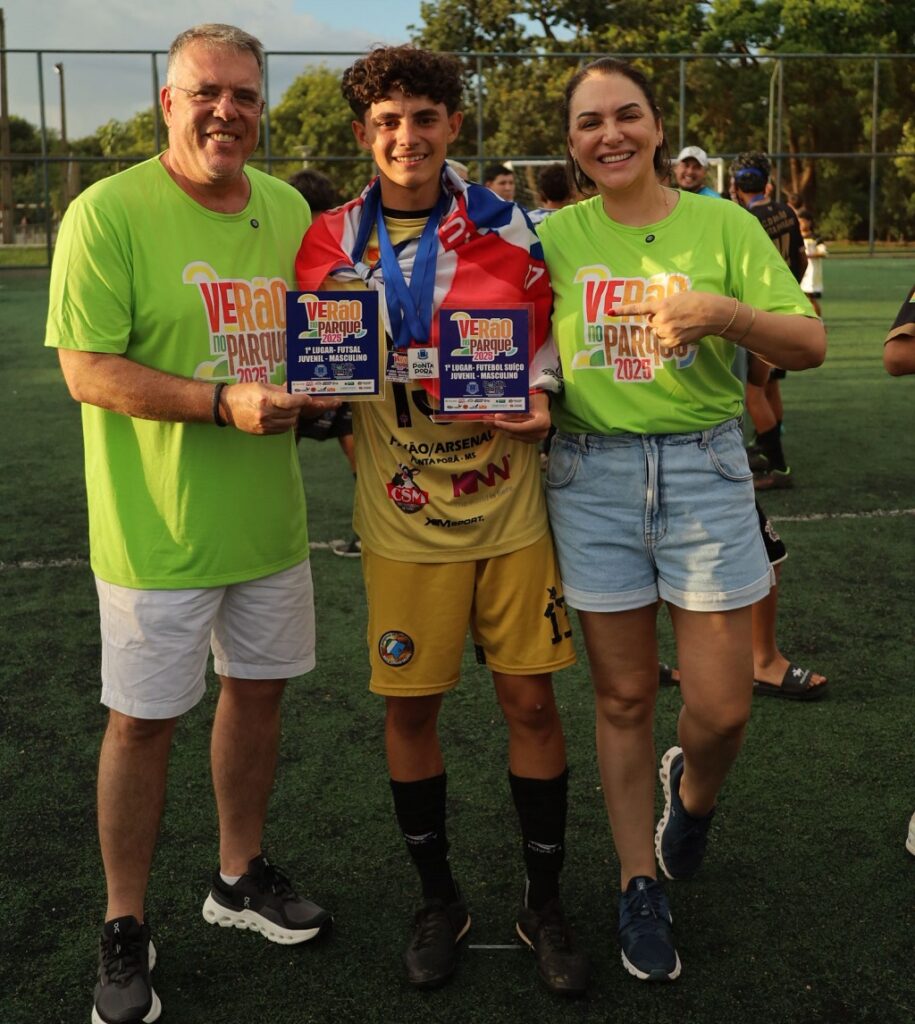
2 47 913 267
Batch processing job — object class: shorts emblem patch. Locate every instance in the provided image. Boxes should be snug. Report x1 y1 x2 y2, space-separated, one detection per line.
379 630 415 667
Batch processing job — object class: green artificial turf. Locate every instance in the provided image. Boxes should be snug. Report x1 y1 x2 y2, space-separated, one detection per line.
1 260 913 1023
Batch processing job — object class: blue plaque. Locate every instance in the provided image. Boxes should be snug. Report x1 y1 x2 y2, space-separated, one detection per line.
437 305 531 416
286 290 384 398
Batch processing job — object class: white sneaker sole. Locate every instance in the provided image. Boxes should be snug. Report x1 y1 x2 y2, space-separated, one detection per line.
621 948 682 982
202 894 327 944
655 745 682 881
907 813 915 856
92 991 161 1024
91 941 160 1023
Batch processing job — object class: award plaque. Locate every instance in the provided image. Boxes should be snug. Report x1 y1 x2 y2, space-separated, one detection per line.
436 305 532 417
286 290 384 399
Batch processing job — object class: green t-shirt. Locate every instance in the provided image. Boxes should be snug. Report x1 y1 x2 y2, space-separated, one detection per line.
538 191 812 435
46 157 312 588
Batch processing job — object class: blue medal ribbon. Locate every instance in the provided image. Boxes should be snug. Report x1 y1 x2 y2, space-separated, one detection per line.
351 177 451 350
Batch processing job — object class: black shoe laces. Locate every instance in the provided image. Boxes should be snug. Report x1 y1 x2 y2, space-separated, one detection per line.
255 860 298 902
100 932 145 985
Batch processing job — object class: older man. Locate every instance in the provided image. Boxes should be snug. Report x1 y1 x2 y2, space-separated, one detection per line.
46 23 334 1024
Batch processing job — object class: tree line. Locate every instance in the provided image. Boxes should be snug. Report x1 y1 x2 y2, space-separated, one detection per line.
8 0 915 242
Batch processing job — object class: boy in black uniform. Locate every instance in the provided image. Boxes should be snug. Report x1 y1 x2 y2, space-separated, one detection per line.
732 151 808 490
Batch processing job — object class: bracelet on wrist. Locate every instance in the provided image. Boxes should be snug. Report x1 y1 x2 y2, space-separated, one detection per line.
717 297 740 338
733 306 757 345
212 382 229 427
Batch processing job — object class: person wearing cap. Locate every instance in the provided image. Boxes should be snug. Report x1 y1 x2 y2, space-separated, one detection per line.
673 146 719 198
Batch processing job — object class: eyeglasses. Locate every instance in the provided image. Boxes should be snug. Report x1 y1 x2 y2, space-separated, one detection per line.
169 83 264 114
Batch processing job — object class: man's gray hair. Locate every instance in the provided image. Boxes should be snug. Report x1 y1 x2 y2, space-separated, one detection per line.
167 24 265 84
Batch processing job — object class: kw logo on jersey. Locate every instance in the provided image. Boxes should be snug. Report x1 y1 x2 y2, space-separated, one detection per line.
183 262 287 384
573 265 698 381
451 454 511 496
449 311 518 361
295 293 367 343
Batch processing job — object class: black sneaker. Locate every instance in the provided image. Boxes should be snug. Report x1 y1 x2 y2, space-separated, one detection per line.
655 746 715 880
618 876 681 981
403 895 471 988
92 915 161 1024
331 536 362 558
753 466 793 491
745 443 769 473
202 852 332 945
516 897 589 996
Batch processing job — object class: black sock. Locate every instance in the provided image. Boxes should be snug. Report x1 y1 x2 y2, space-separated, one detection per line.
508 768 569 911
756 424 787 472
390 773 457 904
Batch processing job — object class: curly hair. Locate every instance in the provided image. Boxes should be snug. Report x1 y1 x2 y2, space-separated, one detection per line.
342 45 464 119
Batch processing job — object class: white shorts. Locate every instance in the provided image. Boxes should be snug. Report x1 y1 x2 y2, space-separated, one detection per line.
96 560 316 719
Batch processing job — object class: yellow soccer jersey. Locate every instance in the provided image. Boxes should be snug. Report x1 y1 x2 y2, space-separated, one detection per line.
331 215 549 563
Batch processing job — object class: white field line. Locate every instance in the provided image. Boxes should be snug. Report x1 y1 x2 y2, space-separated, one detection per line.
1 540 336 573
2 510 912 573
770 507 915 523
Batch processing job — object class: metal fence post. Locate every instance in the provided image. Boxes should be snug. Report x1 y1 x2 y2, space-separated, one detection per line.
869 57 879 254
678 57 686 155
775 57 784 199
475 53 484 181
37 52 53 264
151 53 160 153
263 52 271 167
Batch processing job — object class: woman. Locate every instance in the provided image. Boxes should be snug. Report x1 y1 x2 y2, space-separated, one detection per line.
537 59 825 982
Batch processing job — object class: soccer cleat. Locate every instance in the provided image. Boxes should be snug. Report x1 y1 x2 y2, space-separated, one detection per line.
331 536 362 558
618 876 681 981
655 746 715 881
745 443 769 473
92 916 161 1024
516 896 589 996
202 852 332 945
403 895 471 988
907 812 915 856
753 466 793 491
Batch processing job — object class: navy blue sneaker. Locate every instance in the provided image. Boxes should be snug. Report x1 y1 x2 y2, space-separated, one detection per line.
618 876 680 981
655 746 715 880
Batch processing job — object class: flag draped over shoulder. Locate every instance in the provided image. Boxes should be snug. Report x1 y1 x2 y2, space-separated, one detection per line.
294 166 560 400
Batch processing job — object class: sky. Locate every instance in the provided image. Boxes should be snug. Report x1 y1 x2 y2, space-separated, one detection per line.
4 0 426 137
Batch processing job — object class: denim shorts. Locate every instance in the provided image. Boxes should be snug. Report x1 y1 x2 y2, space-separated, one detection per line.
545 419 774 613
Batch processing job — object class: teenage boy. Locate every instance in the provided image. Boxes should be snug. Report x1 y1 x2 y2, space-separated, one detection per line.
731 151 808 490
296 45 587 997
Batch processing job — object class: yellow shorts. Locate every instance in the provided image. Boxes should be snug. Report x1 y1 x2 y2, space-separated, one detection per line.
362 531 576 697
